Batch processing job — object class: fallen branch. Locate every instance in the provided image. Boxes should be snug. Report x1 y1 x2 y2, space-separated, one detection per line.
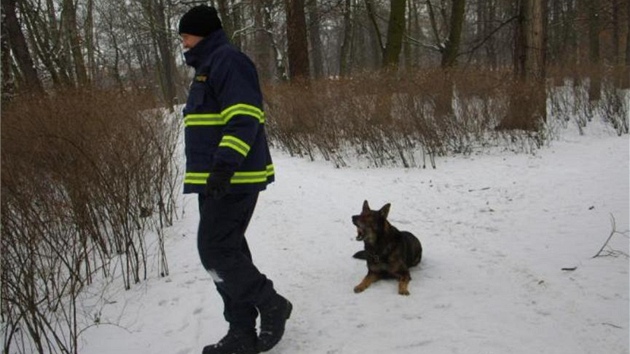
593 214 630 258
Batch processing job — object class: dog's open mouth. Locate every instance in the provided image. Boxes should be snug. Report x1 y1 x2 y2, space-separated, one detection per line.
356 228 365 241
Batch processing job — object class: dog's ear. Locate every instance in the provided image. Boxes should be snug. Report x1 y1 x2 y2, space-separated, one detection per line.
362 200 370 212
379 203 391 218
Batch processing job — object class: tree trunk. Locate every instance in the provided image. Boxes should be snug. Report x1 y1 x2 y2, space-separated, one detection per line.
19 0 70 87
2 0 43 93
624 0 630 88
404 0 422 68
339 0 354 76
612 0 621 65
306 0 324 79
1 5 16 102
62 0 88 86
152 0 177 108
262 0 286 80
524 0 546 81
252 1 274 82
441 0 466 68
627 0 630 67
365 0 385 69
285 0 310 80
502 0 547 131
85 0 96 82
382 0 406 69
587 0 601 101
216 0 234 41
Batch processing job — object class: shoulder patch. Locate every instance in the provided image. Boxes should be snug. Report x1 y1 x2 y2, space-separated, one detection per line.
195 75 207 82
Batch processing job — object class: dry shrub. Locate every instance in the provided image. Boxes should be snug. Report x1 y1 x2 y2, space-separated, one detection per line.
1 88 181 353
547 64 629 136
265 65 627 168
264 68 543 167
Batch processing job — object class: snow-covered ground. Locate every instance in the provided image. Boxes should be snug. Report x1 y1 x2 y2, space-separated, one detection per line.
80 121 629 354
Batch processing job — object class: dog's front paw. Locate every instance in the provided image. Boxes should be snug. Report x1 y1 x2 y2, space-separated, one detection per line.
398 289 410 296
354 285 366 293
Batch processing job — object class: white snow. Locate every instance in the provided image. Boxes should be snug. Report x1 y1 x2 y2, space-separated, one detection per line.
79 122 629 354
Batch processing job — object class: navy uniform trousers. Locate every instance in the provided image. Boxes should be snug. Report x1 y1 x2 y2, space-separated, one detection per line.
197 192 276 329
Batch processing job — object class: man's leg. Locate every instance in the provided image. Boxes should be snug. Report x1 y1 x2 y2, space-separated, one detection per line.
198 192 275 310
211 196 259 330
197 193 272 354
198 193 291 353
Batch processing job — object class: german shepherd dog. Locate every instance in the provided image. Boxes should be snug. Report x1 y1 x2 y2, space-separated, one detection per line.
351 200 422 295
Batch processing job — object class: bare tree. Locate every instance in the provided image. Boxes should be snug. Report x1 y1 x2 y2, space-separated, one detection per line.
62 0 89 85
627 0 630 66
339 0 354 76
586 0 602 101
626 0 630 88
1 7 16 102
141 0 178 108
1 0 43 93
521 0 545 81
285 0 310 80
440 0 465 68
501 0 546 131
306 0 325 78
382 0 406 68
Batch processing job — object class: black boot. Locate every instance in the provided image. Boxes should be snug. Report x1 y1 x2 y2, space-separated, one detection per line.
256 294 292 352
202 327 258 354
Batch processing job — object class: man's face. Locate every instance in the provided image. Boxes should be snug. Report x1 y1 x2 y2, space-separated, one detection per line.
181 33 204 50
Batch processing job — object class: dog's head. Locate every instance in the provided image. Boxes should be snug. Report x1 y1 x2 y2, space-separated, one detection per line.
351 200 391 244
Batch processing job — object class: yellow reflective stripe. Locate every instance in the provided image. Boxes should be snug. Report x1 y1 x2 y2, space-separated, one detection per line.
184 164 274 185
221 104 265 124
231 171 268 184
184 113 223 126
184 172 209 184
219 135 251 157
184 104 264 126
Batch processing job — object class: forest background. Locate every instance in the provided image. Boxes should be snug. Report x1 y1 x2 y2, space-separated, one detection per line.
1 1 629 353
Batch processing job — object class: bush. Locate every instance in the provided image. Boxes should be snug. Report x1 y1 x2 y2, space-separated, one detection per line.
263 66 628 168
265 68 530 168
1 88 181 354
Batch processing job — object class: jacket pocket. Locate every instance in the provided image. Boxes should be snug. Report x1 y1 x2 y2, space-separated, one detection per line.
187 81 208 110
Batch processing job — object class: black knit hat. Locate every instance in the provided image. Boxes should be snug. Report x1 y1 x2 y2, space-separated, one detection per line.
178 5 222 37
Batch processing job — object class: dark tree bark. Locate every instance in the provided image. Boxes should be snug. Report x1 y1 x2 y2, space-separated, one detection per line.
441 0 466 68
1 4 16 101
612 0 621 65
339 0 354 76
306 0 324 78
62 0 88 85
142 0 177 108
252 0 274 81
586 0 601 101
285 0 310 80
382 0 406 68
627 0 630 67
624 0 630 88
2 0 43 93
502 0 547 131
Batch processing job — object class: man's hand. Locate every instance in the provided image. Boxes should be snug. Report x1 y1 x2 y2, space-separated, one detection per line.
205 170 233 200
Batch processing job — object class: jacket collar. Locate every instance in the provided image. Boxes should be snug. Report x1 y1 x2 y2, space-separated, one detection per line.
184 29 229 69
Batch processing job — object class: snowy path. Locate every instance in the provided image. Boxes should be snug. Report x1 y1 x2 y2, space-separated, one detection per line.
81 134 629 354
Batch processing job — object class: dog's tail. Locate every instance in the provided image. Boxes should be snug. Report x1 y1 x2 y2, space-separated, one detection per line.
352 250 368 260
411 246 422 267
402 232 422 267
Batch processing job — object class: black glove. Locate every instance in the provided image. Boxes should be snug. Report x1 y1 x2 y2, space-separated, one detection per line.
205 170 234 200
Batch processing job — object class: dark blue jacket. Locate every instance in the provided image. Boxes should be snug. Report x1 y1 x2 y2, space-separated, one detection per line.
182 30 274 194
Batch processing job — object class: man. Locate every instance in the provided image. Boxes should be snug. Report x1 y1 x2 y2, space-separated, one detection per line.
178 5 292 354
